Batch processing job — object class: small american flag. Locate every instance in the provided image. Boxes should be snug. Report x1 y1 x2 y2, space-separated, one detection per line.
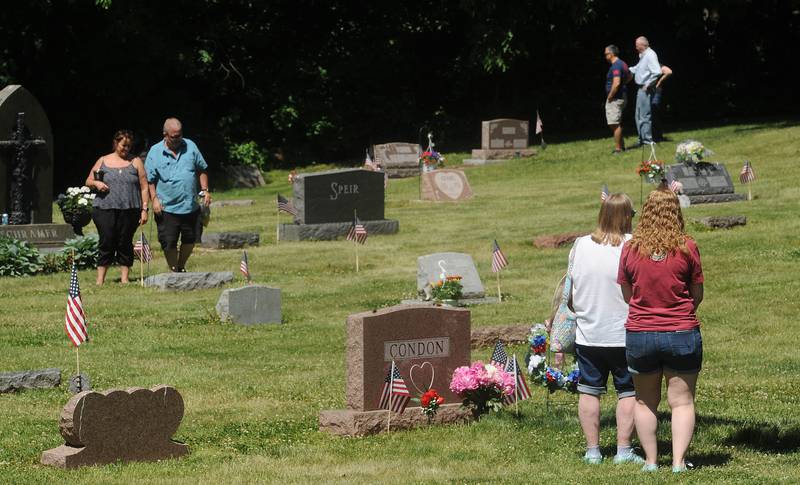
240 250 250 281
378 361 411 414
740 160 756 184
491 240 508 273
133 231 152 263
669 180 683 194
535 111 543 135
65 262 88 347
489 341 508 368
601 183 609 202
346 215 367 244
503 355 531 404
277 194 298 217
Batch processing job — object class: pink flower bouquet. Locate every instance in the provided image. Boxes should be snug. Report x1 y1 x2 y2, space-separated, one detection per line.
449 361 515 418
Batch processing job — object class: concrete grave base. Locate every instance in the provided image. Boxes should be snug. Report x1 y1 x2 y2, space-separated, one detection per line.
400 297 500 306
216 285 281 325
687 193 747 204
279 219 399 241
144 272 233 291
462 158 508 166
0 368 61 393
319 403 472 436
470 148 536 160
200 232 260 249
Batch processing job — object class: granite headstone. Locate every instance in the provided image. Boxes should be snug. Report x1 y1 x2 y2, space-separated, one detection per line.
216 285 281 325
0 85 54 224
40 385 188 469
666 163 746 204
465 118 536 164
420 169 473 202
417 252 485 299
144 272 233 291
0 368 61 393
200 232 259 249
372 142 420 178
319 305 473 436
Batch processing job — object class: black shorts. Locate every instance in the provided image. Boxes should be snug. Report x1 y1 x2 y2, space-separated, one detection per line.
575 344 635 398
155 210 201 250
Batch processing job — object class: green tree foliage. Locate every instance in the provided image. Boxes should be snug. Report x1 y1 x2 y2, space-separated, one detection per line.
0 1 796 189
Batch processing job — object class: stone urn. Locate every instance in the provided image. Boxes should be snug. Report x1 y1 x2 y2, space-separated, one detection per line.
61 209 92 236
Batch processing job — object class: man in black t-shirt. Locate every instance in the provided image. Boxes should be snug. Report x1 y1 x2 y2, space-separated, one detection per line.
604 45 631 154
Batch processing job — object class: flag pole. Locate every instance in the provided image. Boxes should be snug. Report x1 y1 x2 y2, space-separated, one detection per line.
496 270 502 302
354 209 360 273
71 248 81 382
748 183 752 201
386 361 395 433
276 207 280 244
139 233 144 287
513 354 520 416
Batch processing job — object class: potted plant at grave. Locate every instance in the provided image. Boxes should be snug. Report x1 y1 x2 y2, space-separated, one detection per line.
419 149 445 173
675 140 713 165
449 361 515 420
412 389 445 424
56 186 95 236
430 275 463 306
636 160 665 184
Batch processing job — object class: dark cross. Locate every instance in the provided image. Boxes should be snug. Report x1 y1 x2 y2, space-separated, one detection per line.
0 112 46 224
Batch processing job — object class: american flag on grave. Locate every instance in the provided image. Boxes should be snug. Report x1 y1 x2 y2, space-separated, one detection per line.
740 160 756 184
346 215 368 244
535 110 544 135
669 180 683 194
601 183 609 202
277 193 298 217
489 341 508 368
491 239 508 273
240 250 251 281
503 356 531 405
133 231 152 263
65 262 88 347
378 361 411 414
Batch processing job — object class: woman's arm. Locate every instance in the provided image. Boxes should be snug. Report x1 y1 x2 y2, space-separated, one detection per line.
85 158 108 192
620 283 633 304
689 283 703 311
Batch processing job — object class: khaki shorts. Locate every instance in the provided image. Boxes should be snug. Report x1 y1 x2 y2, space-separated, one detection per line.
605 97 627 125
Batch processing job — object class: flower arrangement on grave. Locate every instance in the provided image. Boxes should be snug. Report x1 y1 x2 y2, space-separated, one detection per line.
413 388 445 423
430 275 463 302
56 187 96 235
675 140 713 165
449 361 515 419
419 150 445 172
637 160 665 184
525 323 580 394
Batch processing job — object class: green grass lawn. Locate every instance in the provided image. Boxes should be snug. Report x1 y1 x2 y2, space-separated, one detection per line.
2 121 800 483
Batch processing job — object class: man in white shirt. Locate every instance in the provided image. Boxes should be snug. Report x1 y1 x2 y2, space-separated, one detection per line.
629 36 661 146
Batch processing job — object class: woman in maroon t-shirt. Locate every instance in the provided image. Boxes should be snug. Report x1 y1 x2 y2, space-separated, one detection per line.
617 188 704 473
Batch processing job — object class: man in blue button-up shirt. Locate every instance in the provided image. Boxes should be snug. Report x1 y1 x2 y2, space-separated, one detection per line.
146 118 212 271
629 36 661 146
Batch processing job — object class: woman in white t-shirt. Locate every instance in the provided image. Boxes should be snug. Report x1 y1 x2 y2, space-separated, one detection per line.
569 193 642 465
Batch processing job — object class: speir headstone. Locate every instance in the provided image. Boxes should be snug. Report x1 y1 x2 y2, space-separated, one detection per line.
216 285 281 325
417 252 485 299
420 169 473 202
293 168 385 224
373 142 420 178
0 85 54 224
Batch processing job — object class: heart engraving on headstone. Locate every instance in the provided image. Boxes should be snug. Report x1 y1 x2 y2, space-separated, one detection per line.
409 361 435 394
434 172 465 199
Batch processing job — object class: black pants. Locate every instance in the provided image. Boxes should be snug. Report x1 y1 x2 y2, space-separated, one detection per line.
155 210 201 250
92 208 140 267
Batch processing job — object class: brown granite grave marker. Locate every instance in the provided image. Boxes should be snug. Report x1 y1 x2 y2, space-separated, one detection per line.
420 169 473 202
320 304 472 435
466 119 536 162
372 142 420 178
40 385 188 468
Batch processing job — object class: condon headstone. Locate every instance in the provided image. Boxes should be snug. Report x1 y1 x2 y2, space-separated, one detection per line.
319 305 473 435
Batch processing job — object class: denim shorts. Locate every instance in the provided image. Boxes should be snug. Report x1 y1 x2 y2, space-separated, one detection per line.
575 344 635 398
625 328 703 375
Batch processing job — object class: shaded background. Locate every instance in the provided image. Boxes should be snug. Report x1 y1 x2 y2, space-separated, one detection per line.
0 0 798 190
